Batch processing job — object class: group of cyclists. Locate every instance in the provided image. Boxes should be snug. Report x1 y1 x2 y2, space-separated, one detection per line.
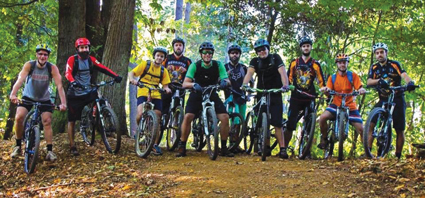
9 35 418 163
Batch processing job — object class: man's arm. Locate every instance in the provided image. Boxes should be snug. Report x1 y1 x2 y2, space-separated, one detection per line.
243 67 255 85
278 66 289 87
51 65 67 111
401 72 413 84
10 62 31 103
91 57 118 77
182 77 194 89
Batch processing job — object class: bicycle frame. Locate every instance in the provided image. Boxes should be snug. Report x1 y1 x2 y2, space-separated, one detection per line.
201 85 219 136
328 91 358 141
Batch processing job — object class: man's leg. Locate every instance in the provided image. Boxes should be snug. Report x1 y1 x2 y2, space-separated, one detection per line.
318 110 334 149
176 113 195 157
11 107 28 158
395 130 404 159
217 113 234 157
42 112 57 161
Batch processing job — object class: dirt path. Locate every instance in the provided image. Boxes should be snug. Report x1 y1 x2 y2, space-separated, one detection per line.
0 134 423 197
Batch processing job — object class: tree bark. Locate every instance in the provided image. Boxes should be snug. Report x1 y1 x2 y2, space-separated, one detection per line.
53 0 86 133
175 0 183 21
184 2 191 24
101 0 135 134
4 78 18 140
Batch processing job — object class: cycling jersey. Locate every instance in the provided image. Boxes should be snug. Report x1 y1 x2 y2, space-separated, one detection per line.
368 59 406 98
22 61 51 101
288 57 325 100
186 60 228 86
249 53 284 89
163 54 192 83
132 60 171 99
326 71 362 111
224 62 247 105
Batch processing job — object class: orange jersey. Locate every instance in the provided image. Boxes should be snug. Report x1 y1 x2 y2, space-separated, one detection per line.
327 72 362 111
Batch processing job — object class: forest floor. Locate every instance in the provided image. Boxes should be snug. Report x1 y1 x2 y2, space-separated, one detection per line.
1 133 425 197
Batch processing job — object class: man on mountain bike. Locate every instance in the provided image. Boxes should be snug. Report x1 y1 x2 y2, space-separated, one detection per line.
224 44 251 153
65 38 123 156
242 38 290 159
318 54 366 150
157 37 192 155
129 46 172 153
282 36 326 159
10 44 67 162
176 41 234 157
366 43 416 159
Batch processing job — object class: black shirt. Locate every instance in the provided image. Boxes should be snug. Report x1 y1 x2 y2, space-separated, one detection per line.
249 53 284 89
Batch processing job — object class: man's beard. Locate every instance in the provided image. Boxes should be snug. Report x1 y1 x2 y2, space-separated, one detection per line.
379 57 387 64
338 68 347 73
302 52 310 56
230 56 240 64
174 50 182 56
78 51 90 60
37 60 46 66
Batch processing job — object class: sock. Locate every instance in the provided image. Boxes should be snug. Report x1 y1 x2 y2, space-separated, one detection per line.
221 140 227 149
396 152 401 159
280 147 286 152
47 144 53 152
16 139 22 147
179 141 186 147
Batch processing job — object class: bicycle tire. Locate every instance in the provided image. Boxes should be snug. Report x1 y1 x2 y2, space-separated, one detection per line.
205 108 219 160
228 113 244 152
166 106 183 151
338 111 347 161
260 112 269 161
22 110 35 141
98 106 121 154
81 105 96 146
324 120 335 159
243 111 256 154
135 110 158 158
192 116 206 152
24 125 40 174
299 113 316 159
363 107 391 158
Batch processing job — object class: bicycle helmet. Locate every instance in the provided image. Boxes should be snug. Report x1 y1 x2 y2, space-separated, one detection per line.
253 39 270 50
372 42 388 53
199 41 215 53
75 38 91 48
227 44 242 54
172 37 185 47
335 53 350 63
153 46 168 57
35 44 52 54
299 36 313 47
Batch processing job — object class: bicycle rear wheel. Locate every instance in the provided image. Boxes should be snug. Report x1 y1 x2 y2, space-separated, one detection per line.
135 110 158 158
260 112 269 161
363 107 391 158
192 115 206 151
242 111 256 154
166 106 183 151
98 106 121 154
228 113 244 152
81 105 96 146
299 113 316 159
324 120 335 159
338 112 347 161
24 126 40 174
205 108 219 160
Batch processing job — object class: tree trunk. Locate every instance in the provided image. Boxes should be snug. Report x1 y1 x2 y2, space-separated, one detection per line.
101 0 135 134
54 0 86 134
4 78 18 140
184 2 191 24
175 0 183 21
129 24 138 138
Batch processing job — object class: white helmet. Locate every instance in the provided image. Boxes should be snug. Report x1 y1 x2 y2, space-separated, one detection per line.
372 42 388 53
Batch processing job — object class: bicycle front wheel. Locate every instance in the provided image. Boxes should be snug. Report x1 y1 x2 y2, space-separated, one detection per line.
324 120 335 159
299 113 316 159
135 110 158 158
363 107 391 158
24 126 40 174
205 108 219 160
228 113 244 152
260 112 269 161
337 112 347 161
166 106 183 151
98 106 121 154
81 106 95 146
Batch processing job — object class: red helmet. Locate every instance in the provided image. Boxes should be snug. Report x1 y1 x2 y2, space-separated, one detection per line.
75 38 91 48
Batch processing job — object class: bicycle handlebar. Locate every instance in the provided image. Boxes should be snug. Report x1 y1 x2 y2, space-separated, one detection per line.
20 99 60 110
134 81 165 93
366 85 420 92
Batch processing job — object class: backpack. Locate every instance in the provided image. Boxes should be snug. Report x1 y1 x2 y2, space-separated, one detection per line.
331 70 354 88
138 60 164 83
27 60 52 83
72 54 94 77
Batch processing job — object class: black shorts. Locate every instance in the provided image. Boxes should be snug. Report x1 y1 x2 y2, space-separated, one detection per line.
18 96 54 113
185 91 227 115
372 96 406 131
287 98 314 131
67 92 97 122
137 96 162 111
161 89 185 114
255 93 283 127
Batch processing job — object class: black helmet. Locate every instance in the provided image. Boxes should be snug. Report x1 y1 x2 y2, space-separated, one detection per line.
36 44 52 54
254 39 270 50
299 36 313 47
199 41 215 53
227 44 242 54
153 46 168 57
172 37 185 47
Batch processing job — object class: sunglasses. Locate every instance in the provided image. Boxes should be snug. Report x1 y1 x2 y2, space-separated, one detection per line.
37 53 49 57
201 50 214 55
255 47 267 53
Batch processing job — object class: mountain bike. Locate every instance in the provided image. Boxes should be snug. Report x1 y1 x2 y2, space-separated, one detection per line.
79 80 121 154
223 88 244 152
363 85 419 158
21 99 57 174
162 82 185 151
